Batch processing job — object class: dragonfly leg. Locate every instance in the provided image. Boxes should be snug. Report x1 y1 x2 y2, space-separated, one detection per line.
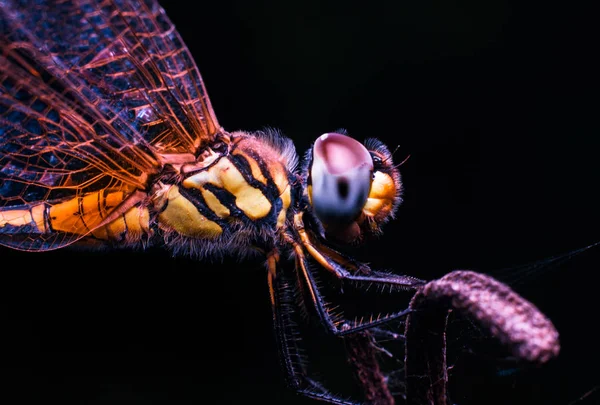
287 215 425 336
289 241 418 336
267 250 363 405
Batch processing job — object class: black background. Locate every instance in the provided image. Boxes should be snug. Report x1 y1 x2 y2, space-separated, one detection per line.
1 1 599 404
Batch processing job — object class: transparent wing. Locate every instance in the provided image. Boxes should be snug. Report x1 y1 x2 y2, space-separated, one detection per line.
0 0 221 250
1 0 220 153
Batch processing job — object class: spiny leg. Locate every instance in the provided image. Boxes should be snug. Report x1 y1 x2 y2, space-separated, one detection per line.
268 251 364 405
288 213 425 335
290 242 417 336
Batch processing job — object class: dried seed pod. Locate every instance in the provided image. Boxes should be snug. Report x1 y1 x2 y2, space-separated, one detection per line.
405 270 560 405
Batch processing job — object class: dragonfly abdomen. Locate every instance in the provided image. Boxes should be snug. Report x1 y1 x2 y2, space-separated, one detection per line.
0 189 150 249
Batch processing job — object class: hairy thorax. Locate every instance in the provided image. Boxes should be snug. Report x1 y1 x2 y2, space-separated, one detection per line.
148 131 297 258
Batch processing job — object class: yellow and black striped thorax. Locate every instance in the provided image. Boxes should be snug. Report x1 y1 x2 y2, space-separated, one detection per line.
152 132 295 240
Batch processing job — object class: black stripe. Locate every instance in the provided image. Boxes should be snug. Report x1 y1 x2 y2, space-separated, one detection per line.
228 152 286 229
229 153 268 191
237 149 295 210
204 181 282 233
102 188 114 211
44 202 54 233
239 149 275 185
97 190 105 219
78 196 91 233
177 186 231 230
229 153 283 205
201 183 256 228
155 191 169 214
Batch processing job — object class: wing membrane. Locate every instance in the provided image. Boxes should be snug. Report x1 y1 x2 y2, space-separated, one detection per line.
1 0 220 153
0 0 221 250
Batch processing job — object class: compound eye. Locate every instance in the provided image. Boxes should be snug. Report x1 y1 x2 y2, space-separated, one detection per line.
310 133 374 224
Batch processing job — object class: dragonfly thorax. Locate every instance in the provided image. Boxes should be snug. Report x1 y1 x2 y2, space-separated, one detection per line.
149 131 295 257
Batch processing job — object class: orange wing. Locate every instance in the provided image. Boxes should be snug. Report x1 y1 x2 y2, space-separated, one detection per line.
0 0 221 250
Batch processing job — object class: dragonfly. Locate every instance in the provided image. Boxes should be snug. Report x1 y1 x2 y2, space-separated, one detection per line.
0 0 423 403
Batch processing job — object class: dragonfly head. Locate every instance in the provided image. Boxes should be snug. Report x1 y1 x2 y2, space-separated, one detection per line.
305 132 402 244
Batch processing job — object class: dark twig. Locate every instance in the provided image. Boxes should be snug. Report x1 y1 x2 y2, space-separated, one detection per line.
345 331 396 405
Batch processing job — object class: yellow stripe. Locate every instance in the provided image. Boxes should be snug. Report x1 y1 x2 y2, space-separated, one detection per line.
276 184 291 229
106 214 126 239
201 188 230 218
0 204 46 231
91 206 150 241
268 160 289 196
233 150 268 185
158 185 222 238
183 157 271 220
125 207 150 237
91 223 109 239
